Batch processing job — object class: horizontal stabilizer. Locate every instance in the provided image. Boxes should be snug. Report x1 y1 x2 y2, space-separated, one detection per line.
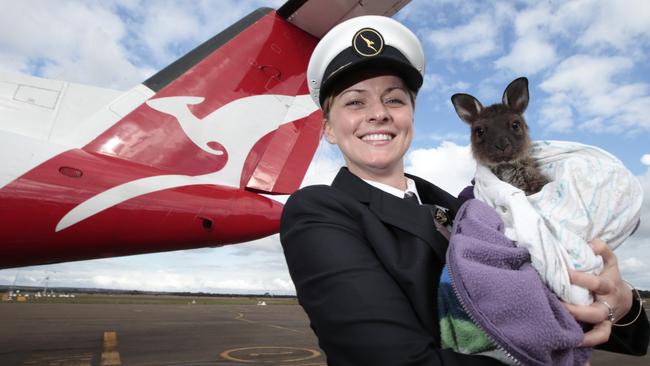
278 0 411 38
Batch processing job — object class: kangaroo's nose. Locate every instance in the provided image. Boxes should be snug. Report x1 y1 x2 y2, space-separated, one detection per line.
495 138 510 151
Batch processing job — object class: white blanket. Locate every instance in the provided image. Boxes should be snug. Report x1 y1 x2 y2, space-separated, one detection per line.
473 140 643 305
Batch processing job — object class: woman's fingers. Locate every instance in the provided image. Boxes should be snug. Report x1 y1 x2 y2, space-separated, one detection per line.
589 239 616 268
564 302 610 324
580 319 612 347
569 270 614 295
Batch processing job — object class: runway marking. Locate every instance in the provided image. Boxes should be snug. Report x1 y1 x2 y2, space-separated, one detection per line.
100 331 121 366
235 312 304 334
220 346 321 364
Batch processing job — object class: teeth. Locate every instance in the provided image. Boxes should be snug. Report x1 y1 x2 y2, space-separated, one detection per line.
362 134 393 141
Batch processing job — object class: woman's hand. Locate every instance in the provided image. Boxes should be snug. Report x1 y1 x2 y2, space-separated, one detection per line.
563 239 634 347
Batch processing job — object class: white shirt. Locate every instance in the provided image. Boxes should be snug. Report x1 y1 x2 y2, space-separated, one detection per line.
362 176 421 204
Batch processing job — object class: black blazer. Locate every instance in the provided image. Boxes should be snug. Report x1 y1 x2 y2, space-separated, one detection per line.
281 167 649 365
281 167 503 365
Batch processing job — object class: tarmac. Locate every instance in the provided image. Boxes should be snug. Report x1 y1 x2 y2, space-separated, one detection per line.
0 302 647 365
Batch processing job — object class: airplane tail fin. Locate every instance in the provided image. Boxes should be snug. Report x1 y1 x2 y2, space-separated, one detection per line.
82 7 322 194
76 1 411 194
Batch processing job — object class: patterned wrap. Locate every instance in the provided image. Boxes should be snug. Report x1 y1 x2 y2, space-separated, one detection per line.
473 140 642 305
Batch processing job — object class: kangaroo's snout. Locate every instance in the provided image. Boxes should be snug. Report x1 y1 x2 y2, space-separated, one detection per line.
494 138 511 152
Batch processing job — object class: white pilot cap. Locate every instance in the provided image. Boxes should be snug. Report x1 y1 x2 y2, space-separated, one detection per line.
307 15 425 108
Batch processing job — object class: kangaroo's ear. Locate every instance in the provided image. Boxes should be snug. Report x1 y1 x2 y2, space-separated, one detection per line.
503 77 529 114
451 93 483 124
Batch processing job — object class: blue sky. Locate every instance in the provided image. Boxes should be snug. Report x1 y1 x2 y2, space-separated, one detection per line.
0 0 648 294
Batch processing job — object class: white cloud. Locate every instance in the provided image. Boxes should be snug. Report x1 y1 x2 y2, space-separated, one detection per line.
642 154 650 166
576 0 650 52
419 73 445 93
1 240 296 294
539 55 650 133
495 3 557 75
0 2 148 89
541 55 633 95
538 93 575 132
0 0 285 90
299 142 344 187
512 2 552 36
620 257 645 271
425 14 500 62
421 132 469 143
405 141 475 196
614 170 650 288
495 36 557 75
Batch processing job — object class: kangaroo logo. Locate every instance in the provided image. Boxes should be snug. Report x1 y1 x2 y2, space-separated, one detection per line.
56 94 318 232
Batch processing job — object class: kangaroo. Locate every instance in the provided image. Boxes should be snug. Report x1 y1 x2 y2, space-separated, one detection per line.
451 77 548 195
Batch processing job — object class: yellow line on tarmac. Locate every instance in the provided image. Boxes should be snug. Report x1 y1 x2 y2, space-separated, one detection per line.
101 331 122 366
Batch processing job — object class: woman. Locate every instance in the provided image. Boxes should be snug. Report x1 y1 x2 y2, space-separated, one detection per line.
280 15 648 365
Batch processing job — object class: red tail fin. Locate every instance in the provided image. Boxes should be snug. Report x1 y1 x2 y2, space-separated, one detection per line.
84 7 322 194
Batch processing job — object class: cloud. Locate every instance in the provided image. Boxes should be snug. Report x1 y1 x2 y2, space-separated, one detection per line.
575 0 650 52
299 142 344 187
614 170 650 289
495 3 557 75
419 132 469 143
0 0 286 90
495 36 557 75
0 2 150 89
620 257 645 271
539 55 650 133
424 14 501 62
2 244 296 294
538 93 575 132
642 154 650 166
405 141 475 196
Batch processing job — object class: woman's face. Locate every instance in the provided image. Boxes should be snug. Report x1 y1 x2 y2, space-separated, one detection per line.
324 72 414 181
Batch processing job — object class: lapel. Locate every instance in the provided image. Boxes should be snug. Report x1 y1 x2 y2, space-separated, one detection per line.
331 168 451 260
408 173 462 218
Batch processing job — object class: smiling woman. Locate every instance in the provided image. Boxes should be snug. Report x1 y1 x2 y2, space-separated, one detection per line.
280 15 510 365
279 13 649 366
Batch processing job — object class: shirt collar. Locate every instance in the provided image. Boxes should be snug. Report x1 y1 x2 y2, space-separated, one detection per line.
362 176 421 204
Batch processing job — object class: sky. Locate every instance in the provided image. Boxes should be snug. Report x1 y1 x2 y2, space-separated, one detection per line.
0 0 649 295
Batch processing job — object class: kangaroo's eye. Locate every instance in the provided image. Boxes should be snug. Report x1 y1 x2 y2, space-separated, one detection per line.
512 120 521 130
474 127 486 137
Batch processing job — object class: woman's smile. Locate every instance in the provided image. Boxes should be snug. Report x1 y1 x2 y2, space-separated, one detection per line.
359 131 395 142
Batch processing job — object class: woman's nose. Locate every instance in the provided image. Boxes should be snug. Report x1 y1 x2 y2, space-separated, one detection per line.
367 101 389 123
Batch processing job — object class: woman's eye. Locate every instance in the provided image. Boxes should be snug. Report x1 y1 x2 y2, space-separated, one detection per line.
386 98 405 105
345 100 363 106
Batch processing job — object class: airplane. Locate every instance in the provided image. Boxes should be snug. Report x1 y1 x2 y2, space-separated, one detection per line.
0 0 411 269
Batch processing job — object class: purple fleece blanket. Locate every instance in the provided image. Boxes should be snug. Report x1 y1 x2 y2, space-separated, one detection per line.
445 199 591 365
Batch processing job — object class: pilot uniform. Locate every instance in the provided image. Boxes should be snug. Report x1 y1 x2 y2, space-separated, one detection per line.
281 167 503 365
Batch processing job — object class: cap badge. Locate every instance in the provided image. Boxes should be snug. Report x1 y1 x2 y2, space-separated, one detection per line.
353 28 384 57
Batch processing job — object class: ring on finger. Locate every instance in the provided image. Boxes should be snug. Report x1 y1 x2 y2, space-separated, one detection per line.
598 300 615 322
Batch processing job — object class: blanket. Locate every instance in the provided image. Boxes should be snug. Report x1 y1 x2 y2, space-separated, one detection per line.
438 199 591 366
473 140 642 305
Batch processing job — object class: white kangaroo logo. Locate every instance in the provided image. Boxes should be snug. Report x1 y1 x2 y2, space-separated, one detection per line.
56 94 318 232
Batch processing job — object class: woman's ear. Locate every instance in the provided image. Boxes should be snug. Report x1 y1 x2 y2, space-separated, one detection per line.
323 119 337 144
